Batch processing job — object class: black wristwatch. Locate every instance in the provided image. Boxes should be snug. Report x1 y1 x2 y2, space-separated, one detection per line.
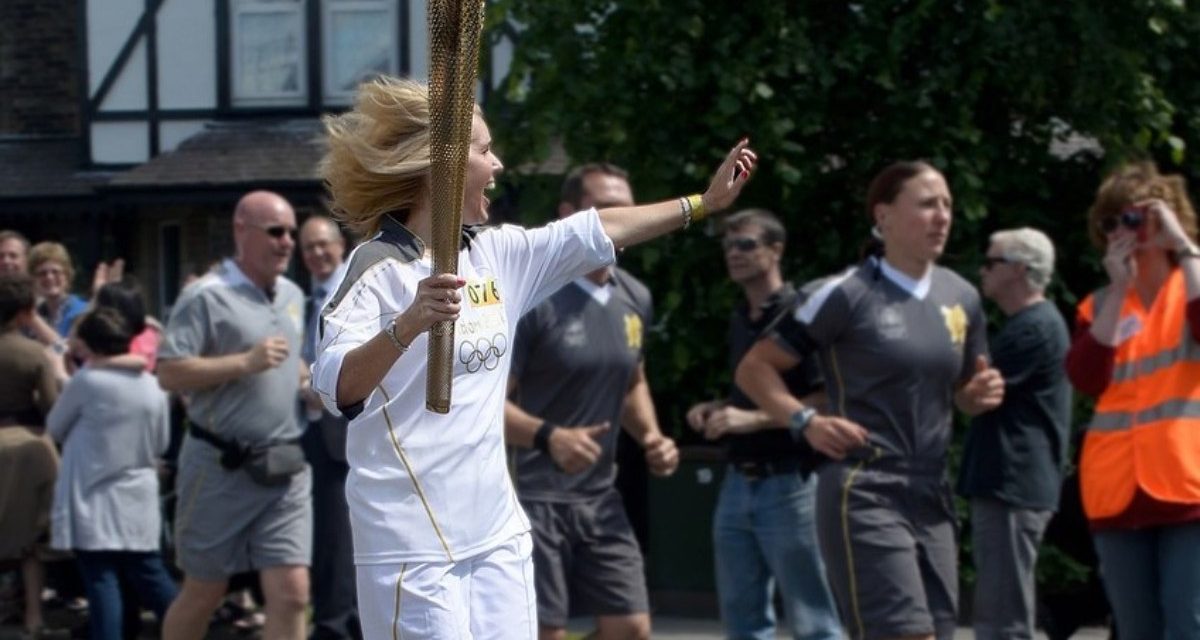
533 421 557 454
788 408 817 442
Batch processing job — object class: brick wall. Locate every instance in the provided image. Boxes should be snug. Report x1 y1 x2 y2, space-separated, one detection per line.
0 0 80 135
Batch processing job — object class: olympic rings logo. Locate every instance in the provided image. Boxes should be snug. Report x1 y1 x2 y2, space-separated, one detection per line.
458 333 508 373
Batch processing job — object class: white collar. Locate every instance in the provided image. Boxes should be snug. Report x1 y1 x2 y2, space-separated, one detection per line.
573 274 613 305
221 258 260 290
313 262 347 296
221 258 282 301
879 258 933 300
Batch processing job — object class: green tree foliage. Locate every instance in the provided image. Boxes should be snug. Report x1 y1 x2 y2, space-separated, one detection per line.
485 0 1200 592
486 1 1199 422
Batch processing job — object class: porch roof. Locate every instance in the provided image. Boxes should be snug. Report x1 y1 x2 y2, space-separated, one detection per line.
107 119 324 190
0 136 113 200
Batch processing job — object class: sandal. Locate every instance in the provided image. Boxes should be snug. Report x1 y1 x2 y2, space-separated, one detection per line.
232 610 265 633
212 600 264 633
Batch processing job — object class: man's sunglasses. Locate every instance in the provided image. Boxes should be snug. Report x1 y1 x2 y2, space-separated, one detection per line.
981 256 1012 269
1098 208 1146 234
250 223 298 240
722 236 763 252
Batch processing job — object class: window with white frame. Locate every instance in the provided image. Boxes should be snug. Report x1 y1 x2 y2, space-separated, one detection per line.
231 0 307 107
322 0 399 103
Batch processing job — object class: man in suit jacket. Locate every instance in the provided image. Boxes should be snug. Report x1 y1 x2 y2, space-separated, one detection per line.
299 215 359 640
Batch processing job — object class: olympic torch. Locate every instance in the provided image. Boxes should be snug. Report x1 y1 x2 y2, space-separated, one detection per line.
426 0 485 413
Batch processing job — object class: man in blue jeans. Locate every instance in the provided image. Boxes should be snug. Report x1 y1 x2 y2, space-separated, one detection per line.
686 209 841 640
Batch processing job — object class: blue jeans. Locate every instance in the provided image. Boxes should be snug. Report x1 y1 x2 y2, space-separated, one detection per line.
1093 521 1200 640
713 467 842 640
75 550 178 640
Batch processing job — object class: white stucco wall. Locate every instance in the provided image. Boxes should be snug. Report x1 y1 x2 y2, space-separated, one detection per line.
159 120 209 153
88 0 147 110
91 122 149 164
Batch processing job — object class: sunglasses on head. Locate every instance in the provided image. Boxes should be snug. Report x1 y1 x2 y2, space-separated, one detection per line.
1099 208 1146 234
722 236 763 252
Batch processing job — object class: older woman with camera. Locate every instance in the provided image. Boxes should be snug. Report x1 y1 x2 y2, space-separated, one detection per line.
1065 161 1200 639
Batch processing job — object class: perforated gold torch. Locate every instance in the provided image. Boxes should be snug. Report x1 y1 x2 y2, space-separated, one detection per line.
426 0 485 413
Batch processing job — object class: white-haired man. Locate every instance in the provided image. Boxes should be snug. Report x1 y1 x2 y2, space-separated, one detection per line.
959 227 1071 640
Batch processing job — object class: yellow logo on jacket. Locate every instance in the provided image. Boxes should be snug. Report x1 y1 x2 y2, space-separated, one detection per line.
624 313 643 350
287 301 303 335
941 304 967 345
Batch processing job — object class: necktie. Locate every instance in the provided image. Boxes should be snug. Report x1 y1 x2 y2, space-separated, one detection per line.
303 286 325 364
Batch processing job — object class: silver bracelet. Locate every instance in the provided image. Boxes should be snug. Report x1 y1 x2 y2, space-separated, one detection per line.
678 196 693 229
385 318 410 353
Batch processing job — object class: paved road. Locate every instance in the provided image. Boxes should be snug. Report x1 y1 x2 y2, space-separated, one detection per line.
0 612 1110 639
574 616 1112 639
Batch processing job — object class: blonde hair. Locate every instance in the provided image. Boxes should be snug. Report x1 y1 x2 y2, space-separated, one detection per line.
321 76 483 237
28 241 75 284
1087 161 1198 250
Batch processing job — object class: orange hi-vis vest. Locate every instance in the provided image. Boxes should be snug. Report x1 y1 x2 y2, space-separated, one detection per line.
1078 269 1200 520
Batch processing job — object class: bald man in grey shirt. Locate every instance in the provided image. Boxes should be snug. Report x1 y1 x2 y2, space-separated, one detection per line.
157 191 311 640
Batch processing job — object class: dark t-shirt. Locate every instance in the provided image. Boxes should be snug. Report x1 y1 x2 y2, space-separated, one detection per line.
958 299 1072 510
510 268 653 502
725 283 823 463
773 259 988 464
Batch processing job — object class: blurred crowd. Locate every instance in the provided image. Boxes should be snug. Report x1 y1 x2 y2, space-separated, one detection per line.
1 155 1198 640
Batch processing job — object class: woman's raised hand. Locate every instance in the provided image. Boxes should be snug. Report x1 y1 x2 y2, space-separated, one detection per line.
1103 234 1137 287
1145 199 1197 253
701 139 758 213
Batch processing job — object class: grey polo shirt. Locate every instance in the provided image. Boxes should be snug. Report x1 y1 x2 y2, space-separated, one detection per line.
510 267 653 502
773 258 988 464
159 259 305 446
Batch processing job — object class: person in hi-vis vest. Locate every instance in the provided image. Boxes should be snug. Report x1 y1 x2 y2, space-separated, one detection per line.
1066 161 1200 640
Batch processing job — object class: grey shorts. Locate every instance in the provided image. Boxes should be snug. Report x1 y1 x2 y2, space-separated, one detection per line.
173 436 313 581
815 460 958 640
523 489 649 627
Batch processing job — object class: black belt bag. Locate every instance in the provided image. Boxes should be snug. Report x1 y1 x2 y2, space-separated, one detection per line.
190 424 306 487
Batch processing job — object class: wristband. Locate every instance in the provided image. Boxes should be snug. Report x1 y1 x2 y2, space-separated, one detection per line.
687 194 708 221
533 421 557 454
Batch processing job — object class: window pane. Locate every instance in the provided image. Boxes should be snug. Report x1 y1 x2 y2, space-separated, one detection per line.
232 1 306 105
324 2 397 101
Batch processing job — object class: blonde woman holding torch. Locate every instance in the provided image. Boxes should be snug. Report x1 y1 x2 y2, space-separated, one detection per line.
311 76 755 638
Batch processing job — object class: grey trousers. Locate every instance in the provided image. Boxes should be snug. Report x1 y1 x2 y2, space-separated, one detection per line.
970 498 1053 640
